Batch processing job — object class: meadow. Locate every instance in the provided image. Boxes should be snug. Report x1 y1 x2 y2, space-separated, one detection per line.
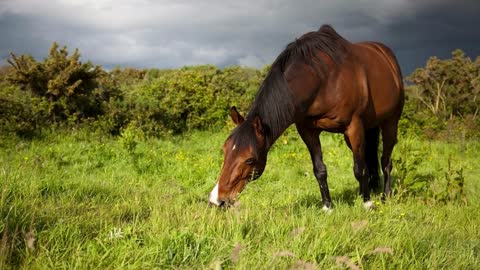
1 127 479 269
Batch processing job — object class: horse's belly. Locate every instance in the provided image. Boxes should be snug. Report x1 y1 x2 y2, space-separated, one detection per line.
310 117 347 133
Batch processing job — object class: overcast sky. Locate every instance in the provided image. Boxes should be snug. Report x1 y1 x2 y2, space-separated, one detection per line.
1 0 479 75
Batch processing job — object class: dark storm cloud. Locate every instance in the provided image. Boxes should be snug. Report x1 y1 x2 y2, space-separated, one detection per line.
0 13 51 60
1 0 479 75
377 0 480 74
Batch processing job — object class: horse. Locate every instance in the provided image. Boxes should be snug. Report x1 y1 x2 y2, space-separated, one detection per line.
208 25 404 210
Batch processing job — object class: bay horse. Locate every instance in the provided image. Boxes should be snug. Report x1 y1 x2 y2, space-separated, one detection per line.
209 25 404 210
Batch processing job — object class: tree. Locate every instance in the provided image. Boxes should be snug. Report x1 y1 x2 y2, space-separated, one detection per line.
406 49 480 120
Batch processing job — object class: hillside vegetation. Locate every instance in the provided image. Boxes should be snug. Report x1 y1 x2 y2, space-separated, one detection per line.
1 43 479 139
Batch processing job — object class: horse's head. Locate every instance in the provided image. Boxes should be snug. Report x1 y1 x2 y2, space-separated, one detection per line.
208 107 267 207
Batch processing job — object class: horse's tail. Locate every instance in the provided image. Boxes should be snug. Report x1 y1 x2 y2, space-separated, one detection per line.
365 127 380 191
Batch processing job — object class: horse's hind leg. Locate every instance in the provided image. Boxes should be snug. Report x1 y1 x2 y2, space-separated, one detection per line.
344 117 372 208
380 118 399 199
346 128 380 192
365 127 380 191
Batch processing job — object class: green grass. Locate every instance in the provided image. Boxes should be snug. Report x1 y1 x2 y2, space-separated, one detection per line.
1 128 479 269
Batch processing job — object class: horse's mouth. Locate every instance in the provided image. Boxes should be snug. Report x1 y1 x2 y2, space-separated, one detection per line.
208 197 235 208
209 180 247 208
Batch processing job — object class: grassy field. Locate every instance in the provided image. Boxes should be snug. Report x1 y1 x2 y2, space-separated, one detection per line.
1 128 479 269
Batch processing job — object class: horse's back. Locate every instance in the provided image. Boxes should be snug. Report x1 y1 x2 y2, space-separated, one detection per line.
298 40 404 131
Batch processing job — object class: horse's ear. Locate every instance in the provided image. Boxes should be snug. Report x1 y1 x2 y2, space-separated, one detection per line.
252 115 264 136
230 106 245 126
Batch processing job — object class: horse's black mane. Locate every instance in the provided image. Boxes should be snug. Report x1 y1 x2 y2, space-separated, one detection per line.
231 25 350 149
273 24 350 73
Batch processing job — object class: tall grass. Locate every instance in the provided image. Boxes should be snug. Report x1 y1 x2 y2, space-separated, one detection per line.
0 129 479 269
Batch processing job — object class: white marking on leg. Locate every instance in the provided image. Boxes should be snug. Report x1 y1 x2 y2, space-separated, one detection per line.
363 200 374 210
322 205 333 214
208 182 221 206
232 144 236 151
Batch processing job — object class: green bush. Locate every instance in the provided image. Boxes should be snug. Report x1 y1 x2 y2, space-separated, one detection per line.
404 49 480 139
118 65 263 136
392 135 467 204
6 43 108 123
0 83 48 137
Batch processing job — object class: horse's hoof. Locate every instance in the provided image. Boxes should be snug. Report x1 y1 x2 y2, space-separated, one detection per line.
363 200 375 210
322 205 333 214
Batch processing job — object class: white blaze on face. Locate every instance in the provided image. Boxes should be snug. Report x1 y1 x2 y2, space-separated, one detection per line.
208 181 221 205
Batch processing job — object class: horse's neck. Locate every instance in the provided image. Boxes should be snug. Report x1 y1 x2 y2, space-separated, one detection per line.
250 65 313 150
265 121 292 151
245 107 294 151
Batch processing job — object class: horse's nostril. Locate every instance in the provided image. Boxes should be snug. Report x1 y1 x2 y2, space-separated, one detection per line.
207 200 225 207
207 192 225 207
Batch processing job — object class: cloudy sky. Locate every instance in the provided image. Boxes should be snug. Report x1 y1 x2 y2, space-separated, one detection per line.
1 0 479 75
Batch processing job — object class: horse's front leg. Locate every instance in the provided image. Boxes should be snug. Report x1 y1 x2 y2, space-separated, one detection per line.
296 124 333 211
345 117 373 209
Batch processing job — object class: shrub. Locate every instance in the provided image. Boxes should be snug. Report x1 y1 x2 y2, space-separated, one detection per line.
404 50 480 138
0 83 47 137
120 65 263 136
392 136 467 204
6 42 107 124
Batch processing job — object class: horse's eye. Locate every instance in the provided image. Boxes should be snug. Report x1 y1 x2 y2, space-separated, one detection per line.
245 158 255 165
